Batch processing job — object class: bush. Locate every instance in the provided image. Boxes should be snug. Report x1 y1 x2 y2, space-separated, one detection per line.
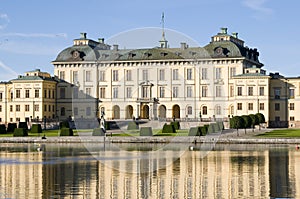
0 124 6 134
162 123 176 133
18 122 28 130
13 128 28 137
200 126 207 136
59 128 73 136
92 128 106 136
217 122 224 131
140 127 153 136
171 121 180 130
188 127 201 136
59 121 70 128
7 123 17 133
31 124 42 134
127 121 139 130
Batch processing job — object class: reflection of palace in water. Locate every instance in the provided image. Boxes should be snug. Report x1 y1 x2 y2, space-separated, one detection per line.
1 144 300 198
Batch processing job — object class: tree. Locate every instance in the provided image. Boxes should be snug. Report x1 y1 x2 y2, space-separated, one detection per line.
255 113 265 130
249 114 259 132
241 115 252 134
230 116 244 136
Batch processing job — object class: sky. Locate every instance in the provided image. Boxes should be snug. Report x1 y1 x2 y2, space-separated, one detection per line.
0 0 300 80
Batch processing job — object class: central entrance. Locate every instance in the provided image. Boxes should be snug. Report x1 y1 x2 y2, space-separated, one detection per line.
141 104 149 119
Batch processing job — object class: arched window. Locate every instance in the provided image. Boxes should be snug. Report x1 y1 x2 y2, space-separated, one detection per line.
187 106 192 115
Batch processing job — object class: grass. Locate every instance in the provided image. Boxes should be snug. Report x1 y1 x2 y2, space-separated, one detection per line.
256 128 300 138
0 129 93 137
111 129 189 137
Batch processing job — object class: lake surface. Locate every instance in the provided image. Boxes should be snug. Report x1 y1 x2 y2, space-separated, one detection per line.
0 142 299 198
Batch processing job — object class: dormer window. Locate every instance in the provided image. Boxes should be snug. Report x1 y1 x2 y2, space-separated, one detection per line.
160 52 168 56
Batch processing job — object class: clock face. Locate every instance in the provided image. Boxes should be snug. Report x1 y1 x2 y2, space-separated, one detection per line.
73 51 80 59
215 47 223 56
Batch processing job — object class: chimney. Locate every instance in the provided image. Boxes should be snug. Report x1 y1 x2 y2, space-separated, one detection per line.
80 32 87 39
232 32 238 38
113 44 119 51
98 38 104 44
180 42 187 50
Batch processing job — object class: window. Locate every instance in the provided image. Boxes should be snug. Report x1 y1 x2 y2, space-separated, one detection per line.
16 105 20 112
290 116 295 121
86 107 91 116
275 103 280 111
73 87 78 99
230 67 236 78
113 70 119 81
216 68 222 79
59 71 65 80
53 105 55 112
48 90 51 99
230 86 234 97
187 68 193 80
100 87 106 98
248 87 253 96
275 116 280 122
113 87 118 98
142 70 148 81
0 105 1 112
48 105 51 112
159 69 165 81
216 86 221 97
44 89 47 98
290 103 295 110
74 107 78 116
142 87 148 98
173 86 178 98
159 87 165 98
85 87 91 97
202 106 207 115
126 87 132 98
237 87 242 96
73 71 78 83
173 69 179 80
259 103 264 111
25 89 30 98
16 118 20 122
187 86 193 97
237 103 242 110
34 105 39 112
201 68 208 80
16 90 20 98
35 89 39 98
60 88 65 99
274 88 280 99
216 105 221 115
0 92 2 101
10 105 13 112
126 70 132 81
25 105 29 112
61 107 65 116
44 105 47 111
202 86 208 97
187 106 192 115
99 71 105 81
289 89 295 99
52 90 55 99
85 71 91 82
248 103 253 110
259 87 264 96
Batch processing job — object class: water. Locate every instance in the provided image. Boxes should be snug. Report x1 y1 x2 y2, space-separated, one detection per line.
0 143 299 198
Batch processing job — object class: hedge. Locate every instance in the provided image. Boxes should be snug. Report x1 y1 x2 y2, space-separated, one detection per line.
59 128 73 136
127 121 139 130
200 126 207 136
7 123 17 133
0 124 6 134
170 121 180 130
140 127 153 136
162 123 176 133
31 124 42 134
92 128 106 136
13 128 28 137
59 121 70 128
188 127 201 136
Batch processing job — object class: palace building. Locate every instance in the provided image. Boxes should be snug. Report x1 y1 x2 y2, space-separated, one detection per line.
0 28 300 128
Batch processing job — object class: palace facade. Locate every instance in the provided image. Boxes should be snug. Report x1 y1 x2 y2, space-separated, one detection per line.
0 28 300 128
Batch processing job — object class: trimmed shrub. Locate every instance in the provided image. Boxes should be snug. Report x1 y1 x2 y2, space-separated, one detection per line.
162 124 176 133
31 124 42 134
0 124 6 134
217 122 224 131
92 128 105 136
200 126 207 136
140 127 153 136
171 121 180 130
188 127 201 136
127 121 139 130
7 123 17 133
13 128 28 137
59 128 73 136
18 122 28 130
59 121 70 128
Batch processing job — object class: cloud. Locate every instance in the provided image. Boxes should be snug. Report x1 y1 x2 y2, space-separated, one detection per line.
0 32 67 38
243 0 273 15
0 60 18 80
0 13 10 30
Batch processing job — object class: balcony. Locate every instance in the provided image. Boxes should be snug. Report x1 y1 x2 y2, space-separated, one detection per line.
136 97 158 103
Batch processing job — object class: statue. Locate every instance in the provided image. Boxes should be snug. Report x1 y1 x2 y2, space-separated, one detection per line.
100 111 106 134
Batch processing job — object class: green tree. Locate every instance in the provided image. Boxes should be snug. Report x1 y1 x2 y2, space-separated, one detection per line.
249 114 259 132
230 116 244 136
241 115 252 134
255 113 265 130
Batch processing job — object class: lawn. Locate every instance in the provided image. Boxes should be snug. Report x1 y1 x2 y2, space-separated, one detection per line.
0 129 92 137
256 129 300 138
